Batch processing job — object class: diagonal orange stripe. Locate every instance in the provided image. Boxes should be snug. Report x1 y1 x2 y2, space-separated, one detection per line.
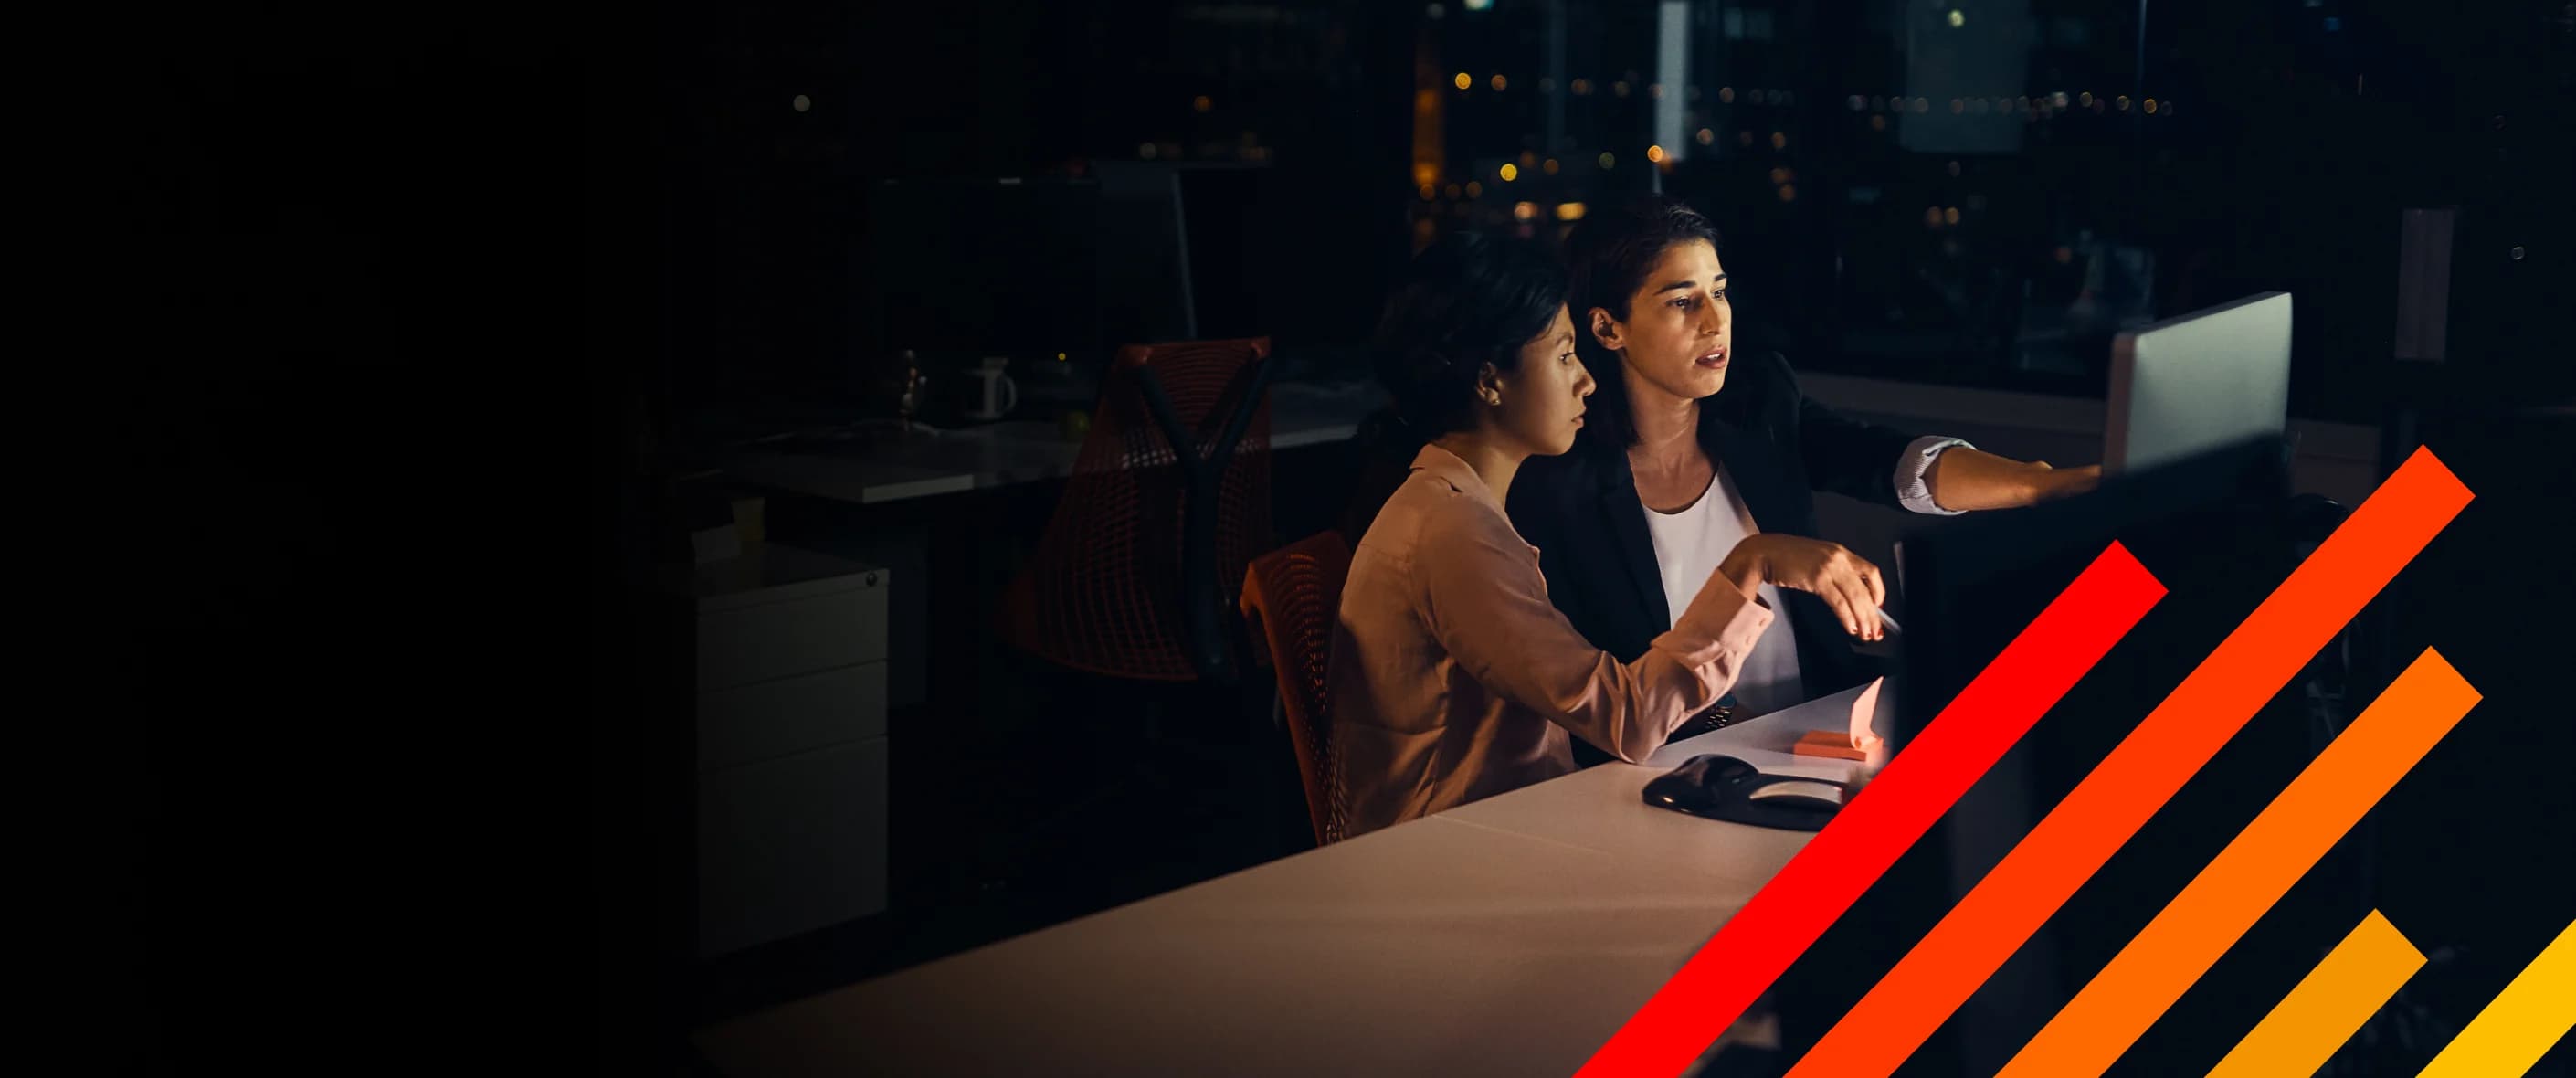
2206 910 2424 1078
1998 650 2477 1077
1785 446 2474 1078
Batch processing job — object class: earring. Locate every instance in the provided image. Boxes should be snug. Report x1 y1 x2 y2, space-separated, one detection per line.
1483 392 1503 406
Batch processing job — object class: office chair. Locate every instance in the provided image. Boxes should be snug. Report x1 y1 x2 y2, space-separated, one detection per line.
1239 530 1353 847
984 339 1283 880
998 338 1277 683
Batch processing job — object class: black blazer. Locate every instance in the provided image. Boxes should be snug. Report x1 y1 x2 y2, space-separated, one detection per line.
1505 351 1927 747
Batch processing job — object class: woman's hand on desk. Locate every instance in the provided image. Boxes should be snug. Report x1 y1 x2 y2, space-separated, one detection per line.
1719 534 1888 641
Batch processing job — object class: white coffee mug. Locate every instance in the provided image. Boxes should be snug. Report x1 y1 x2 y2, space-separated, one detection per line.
966 358 1018 421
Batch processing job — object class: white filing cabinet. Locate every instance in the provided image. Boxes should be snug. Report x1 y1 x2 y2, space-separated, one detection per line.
686 544 890 958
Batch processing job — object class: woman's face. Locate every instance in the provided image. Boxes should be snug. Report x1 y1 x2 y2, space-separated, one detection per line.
1589 238 1731 404
1489 305 1595 457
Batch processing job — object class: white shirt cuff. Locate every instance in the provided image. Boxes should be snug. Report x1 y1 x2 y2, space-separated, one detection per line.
1895 436 1974 515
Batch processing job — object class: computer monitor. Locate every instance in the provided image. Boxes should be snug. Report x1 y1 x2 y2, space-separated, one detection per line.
1172 164 1268 342
862 177 1103 364
1769 438 2354 1075
1092 161 1198 345
2104 291 2293 475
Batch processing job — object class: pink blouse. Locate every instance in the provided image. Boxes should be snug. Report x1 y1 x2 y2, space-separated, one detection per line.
1329 445 1774 837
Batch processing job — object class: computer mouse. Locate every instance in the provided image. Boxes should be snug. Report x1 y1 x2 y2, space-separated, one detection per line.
1642 754 1849 831
1642 755 1758 815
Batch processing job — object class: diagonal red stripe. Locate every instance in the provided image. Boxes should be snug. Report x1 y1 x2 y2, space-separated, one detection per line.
1574 543 2166 1078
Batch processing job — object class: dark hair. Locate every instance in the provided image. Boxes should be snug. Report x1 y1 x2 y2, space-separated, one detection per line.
1561 196 1723 448
1337 232 1567 542
1370 231 1569 438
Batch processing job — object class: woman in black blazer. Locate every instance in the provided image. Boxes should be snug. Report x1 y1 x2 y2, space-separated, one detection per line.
1505 197 2096 757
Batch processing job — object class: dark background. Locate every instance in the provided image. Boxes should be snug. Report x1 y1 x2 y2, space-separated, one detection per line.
123 0 2569 1074
649 0 2572 426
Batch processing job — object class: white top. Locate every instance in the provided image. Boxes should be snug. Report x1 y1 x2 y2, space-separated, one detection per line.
1642 467 1805 718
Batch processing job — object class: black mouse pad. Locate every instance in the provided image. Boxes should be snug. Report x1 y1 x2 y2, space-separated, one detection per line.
1642 754 1853 832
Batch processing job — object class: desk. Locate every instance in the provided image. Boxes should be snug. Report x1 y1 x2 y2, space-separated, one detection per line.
718 380 1382 506
712 379 1381 709
693 685 1869 1078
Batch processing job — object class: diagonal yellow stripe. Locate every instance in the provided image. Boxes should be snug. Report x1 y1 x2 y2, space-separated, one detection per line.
2206 910 2423 1078
2418 915 2576 1077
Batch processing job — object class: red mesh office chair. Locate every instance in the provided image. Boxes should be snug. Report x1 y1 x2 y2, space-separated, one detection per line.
1239 531 1352 846
1000 338 1276 682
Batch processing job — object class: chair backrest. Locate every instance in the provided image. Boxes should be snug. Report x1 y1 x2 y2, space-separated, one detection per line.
1239 530 1353 846
1000 338 1275 682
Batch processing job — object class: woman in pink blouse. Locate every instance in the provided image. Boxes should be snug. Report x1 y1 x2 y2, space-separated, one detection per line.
1332 233 1887 836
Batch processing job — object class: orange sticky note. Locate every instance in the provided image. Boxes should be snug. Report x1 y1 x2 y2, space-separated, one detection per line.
1849 676 1885 749
1792 729 1870 761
